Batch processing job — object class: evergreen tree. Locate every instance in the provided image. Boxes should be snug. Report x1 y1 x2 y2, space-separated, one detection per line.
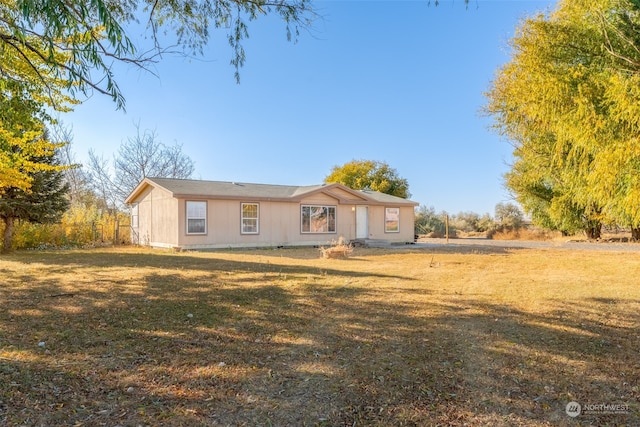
0 145 70 253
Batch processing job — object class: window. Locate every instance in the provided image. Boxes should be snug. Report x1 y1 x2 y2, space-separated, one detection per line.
241 203 259 234
301 205 336 233
385 207 400 233
186 201 207 234
131 203 139 228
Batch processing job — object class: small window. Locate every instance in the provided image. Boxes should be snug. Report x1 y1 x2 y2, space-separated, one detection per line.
385 207 400 233
186 201 207 234
301 205 336 233
131 203 139 228
241 203 259 234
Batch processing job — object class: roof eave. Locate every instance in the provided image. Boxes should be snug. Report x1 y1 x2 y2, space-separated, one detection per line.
125 177 175 204
124 178 152 204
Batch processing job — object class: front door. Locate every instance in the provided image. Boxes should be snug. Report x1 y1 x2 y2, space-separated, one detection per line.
356 206 368 239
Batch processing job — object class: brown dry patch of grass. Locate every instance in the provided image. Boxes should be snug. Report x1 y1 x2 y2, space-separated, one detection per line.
0 246 639 426
489 228 563 241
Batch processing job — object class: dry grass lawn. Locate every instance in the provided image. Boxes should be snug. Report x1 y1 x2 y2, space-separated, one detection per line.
0 245 638 426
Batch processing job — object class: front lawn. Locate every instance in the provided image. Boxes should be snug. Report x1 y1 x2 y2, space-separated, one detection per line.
1 246 638 425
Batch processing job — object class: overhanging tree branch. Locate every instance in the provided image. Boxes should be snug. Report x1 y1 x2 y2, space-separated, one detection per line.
3 0 317 109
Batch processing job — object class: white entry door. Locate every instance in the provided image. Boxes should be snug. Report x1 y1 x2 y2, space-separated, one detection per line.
356 206 368 239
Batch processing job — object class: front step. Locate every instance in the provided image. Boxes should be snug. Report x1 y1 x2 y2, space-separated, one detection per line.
350 238 390 248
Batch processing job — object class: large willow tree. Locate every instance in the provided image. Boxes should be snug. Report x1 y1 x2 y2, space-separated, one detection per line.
485 0 640 239
1 0 316 110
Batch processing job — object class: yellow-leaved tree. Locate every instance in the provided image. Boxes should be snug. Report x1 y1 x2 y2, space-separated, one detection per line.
0 80 71 192
0 16 76 192
324 159 411 199
485 0 640 239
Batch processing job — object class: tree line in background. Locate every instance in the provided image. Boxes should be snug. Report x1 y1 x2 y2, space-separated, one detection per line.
414 202 527 240
1 150 528 252
2 147 630 253
5 0 640 250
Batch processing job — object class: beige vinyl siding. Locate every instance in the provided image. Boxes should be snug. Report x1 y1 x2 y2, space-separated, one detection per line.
366 205 415 243
177 200 329 248
176 199 413 249
301 192 339 205
176 194 360 248
326 186 367 202
133 186 152 245
134 185 179 247
127 178 417 249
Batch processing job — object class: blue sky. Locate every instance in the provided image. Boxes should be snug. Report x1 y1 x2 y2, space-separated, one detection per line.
65 0 556 215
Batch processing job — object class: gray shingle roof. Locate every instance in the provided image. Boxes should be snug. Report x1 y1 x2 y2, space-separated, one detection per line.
127 177 418 206
145 177 325 199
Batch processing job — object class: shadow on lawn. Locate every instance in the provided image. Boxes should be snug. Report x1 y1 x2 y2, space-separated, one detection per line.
8 249 415 281
0 251 639 426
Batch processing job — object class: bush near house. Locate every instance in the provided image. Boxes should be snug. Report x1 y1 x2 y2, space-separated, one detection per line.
319 237 354 258
1 208 131 250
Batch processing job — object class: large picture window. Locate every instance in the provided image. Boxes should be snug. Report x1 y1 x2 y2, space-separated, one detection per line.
186 201 207 234
241 203 259 234
385 207 400 233
301 205 336 233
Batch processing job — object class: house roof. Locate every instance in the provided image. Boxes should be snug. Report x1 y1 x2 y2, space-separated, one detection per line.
125 177 419 206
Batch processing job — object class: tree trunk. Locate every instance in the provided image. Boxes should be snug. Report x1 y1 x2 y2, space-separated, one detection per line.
2 216 15 253
584 221 602 240
632 228 640 241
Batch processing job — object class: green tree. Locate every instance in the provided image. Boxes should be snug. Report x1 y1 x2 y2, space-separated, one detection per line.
2 0 316 109
0 137 70 252
476 213 495 233
451 211 481 233
414 205 451 236
485 0 640 239
494 202 524 230
324 159 411 199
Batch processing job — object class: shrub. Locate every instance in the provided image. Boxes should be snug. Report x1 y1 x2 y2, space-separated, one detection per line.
319 237 353 259
488 227 560 241
495 202 525 229
6 205 133 250
415 205 453 236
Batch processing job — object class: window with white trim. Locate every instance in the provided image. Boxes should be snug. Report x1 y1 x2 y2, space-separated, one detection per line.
186 201 207 234
301 205 336 233
385 207 400 232
241 203 259 234
130 203 139 228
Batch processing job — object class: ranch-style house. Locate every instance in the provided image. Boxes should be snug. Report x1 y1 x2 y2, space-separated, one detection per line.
125 177 419 250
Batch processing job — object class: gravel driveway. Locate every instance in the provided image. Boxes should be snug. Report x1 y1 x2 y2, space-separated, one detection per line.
410 237 640 252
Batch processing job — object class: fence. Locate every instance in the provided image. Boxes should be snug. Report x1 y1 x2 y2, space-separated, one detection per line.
6 219 135 250
93 220 135 245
